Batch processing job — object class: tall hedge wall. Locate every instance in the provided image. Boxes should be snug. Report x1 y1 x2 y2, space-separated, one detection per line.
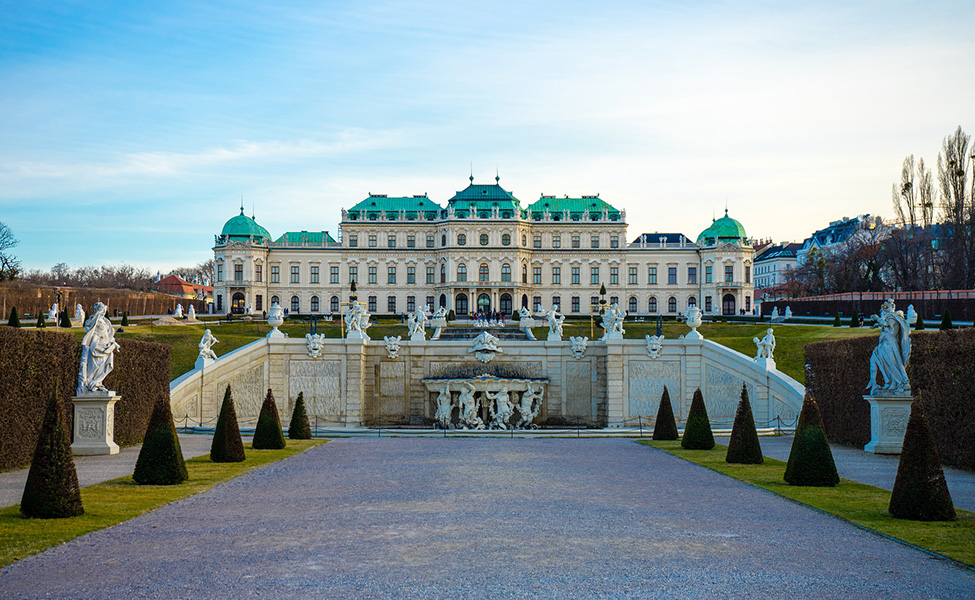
806 329 975 471
0 281 208 319
0 327 171 470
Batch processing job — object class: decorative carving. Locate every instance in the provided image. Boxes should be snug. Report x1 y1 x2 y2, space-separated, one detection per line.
77 407 103 438
289 361 340 416
458 382 485 430
267 301 286 338
629 361 680 417
468 331 503 363
487 387 514 429
645 335 664 359
516 384 543 429
305 333 326 358
408 307 430 340
344 301 371 340
705 367 750 419
570 336 589 359
684 306 703 339
77 302 121 395
882 406 910 436
753 328 775 360
383 335 402 359
434 385 454 429
867 299 911 396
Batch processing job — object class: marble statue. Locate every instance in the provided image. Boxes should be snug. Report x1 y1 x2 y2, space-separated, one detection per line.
246 303 253 315
408 307 429 340
570 336 589 359
515 385 543 429
770 307 779 319
305 333 326 358
187 305 196 320
432 306 448 320
174 304 184 319
487 387 514 429
684 305 703 339
434 385 453 429
77 302 121 395
458 382 484 430
469 331 503 363
600 303 626 340
784 306 793 319
545 305 565 341
48 303 59 323
867 299 911 395
383 335 402 359
753 328 775 360
198 329 219 360
645 334 664 359
344 302 371 340
267 301 286 338
518 306 532 320
906 304 918 325
74 303 85 323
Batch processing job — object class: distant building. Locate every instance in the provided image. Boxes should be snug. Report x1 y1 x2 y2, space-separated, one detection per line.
797 215 884 265
153 274 213 302
753 242 802 290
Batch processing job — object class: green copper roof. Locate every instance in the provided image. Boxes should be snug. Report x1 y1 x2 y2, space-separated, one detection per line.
696 210 748 246
346 195 443 220
221 208 271 242
447 179 522 218
275 231 337 244
526 195 622 221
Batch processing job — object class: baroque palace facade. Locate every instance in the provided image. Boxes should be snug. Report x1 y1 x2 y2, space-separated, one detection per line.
213 177 754 319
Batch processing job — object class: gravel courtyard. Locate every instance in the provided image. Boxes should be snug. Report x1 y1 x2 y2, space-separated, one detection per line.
1 438 972 599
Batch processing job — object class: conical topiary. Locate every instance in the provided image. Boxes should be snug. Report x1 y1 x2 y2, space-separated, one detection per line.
121 312 129 326
889 397 955 521
253 388 286 449
58 309 71 328
939 310 953 330
288 392 312 440
832 311 841 327
8 306 20 327
651 386 678 440
133 399 188 485
914 312 925 330
681 389 715 450
36 312 46 328
210 385 245 462
784 396 839 486
21 388 84 518
726 383 764 464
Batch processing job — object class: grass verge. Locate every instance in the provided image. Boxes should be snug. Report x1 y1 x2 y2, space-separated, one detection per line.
0 439 325 568
640 440 975 567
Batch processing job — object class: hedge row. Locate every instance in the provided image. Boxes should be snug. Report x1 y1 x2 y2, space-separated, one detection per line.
0 281 207 319
765 298 975 322
805 328 975 471
0 327 170 470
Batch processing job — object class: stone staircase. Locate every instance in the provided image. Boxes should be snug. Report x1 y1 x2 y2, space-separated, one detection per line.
435 326 531 341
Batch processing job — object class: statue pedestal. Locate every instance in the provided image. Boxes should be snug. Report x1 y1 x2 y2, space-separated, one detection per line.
431 318 447 328
602 331 624 341
755 357 776 371
685 329 703 340
195 356 215 370
410 331 426 342
71 393 120 456
546 331 562 342
346 330 369 342
864 394 913 454
520 318 536 329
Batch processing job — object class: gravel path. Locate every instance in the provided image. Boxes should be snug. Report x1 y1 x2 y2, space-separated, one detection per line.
1 438 972 599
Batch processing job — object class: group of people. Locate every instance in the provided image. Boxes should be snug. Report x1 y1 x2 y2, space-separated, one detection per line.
470 310 506 326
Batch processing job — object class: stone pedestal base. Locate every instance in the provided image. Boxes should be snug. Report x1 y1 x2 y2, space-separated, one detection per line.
346 331 370 342
547 331 562 342
755 357 776 371
195 355 215 370
431 318 447 329
864 395 913 454
410 331 426 342
71 393 120 455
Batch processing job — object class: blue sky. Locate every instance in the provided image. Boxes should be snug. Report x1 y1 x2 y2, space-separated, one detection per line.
2 0 973 272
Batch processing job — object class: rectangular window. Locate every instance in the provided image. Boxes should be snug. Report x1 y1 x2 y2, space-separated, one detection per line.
426 296 434 310
407 235 415 248
668 267 677 285
368 296 377 312
610 296 618 305
426 235 434 248
217 264 224 282
533 266 542 285
349 266 357 284
745 296 752 311
407 266 416 285
234 264 243 282
705 296 713 312
552 235 561 248
610 236 619 249
571 267 580 285
571 235 580 249
387 296 396 312
387 266 396 284
368 235 377 247
706 265 713 284
368 266 377 284
745 266 751 283
533 296 542 312
256 295 263 311
330 266 339 284
725 265 734 283
255 265 263 283
628 266 638 285
407 296 415 311
387 235 395 248
349 235 357 248
648 267 656 285
291 266 300 284
591 235 599 249
590 266 599 285
687 266 697 285
269 265 279 284
533 235 541 249
571 296 580 313
590 296 599 309
610 267 618 285
552 267 561 285
310 266 320 284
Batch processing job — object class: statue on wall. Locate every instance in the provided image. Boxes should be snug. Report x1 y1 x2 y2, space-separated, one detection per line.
487 387 514 429
458 382 484 430
600 303 626 340
516 384 543 428
569 336 589 359
645 334 664 359
383 335 402 359
77 302 121 395
198 329 219 360
408 307 429 339
753 328 776 360
74 303 85 323
867 299 911 395
784 306 793 319
519 306 532 320
434 385 453 429
545 305 565 341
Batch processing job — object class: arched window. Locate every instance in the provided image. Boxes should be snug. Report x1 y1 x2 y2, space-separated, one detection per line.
457 233 466 246
502 233 511 246
501 263 512 282
455 293 468 314
522 264 528 283
648 297 657 313
291 296 300 313
500 293 512 314
628 296 638 314
407 295 416 311
440 263 446 283
688 296 697 307
479 233 489 245
442 234 447 246
330 296 339 312
457 263 467 282
668 297 677 313
310 296 320 312
271 295 279 306
522 234 527 246
479 263 489 282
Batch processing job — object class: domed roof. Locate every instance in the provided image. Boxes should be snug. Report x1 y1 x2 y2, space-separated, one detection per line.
221 208 271 242
696 210 748 246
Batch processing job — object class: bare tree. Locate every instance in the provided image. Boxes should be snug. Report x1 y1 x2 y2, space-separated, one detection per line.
888 156 937 290
0 221 21 281
938 126 973 288
50 262 71 283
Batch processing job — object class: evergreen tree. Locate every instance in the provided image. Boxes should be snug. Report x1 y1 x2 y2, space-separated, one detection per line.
832 311 841 327
784 397 839 486
939 309 953 330
20 388 84 518
133 399 188 485
36 312 46 328
288 392 312 440
210 385 245 462
651 386 679 440
58 309 71 328
680 389 715 450
726 383 764 464
914 312 925 331
848 310 860 327
121 312 129 327
8 306 20 327
253 388 286 449
889 397 956 521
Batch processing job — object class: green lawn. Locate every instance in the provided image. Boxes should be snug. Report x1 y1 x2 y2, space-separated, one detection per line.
640 440 975 567
0 440 325 568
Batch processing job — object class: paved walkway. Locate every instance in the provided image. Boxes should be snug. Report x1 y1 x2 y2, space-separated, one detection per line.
1 439 973 599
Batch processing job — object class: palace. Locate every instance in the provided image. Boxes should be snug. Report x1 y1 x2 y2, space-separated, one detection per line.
213 177 754 318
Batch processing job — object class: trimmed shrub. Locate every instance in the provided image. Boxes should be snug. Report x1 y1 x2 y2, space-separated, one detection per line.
20 387 84 518
914 312 925 330
848 310 861 327
8 306 20 327
133 399 188 485
447 309 455 321
121 312 129 327
784 397 839 487
288 392 312 440
681 389 715 450
726 383 764 464
651 386 678 440
253 389 286 449
36 313 46 328
59 309 71 328
939 310 953 330
832 311 841 327
889 397 955 521
210 385 245 462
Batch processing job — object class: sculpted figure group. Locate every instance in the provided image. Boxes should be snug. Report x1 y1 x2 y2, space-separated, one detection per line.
433 382 544 430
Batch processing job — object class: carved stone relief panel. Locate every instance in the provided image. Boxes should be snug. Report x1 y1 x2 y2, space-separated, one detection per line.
289 360 341 416
704 365 753 423
378 361 407 417
628 361 680 418
229 364 266 418
565 361 593 417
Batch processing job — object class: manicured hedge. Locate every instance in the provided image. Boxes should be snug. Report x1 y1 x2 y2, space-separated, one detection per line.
0 327 170 470
806 328 975 471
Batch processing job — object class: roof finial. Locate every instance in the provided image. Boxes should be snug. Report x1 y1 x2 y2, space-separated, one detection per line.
470 162 474 183
240 195 244 215
252 201 255 221
496 164 499 183
725 195 728 216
